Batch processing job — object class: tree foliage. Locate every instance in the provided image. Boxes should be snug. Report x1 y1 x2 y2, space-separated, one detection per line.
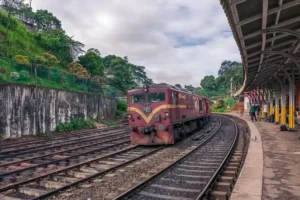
200 75 216 90
78 48 104 76
0 4 153 96
34 9 61 32
35 29 84 65
198 61 243 98
175 84 182 88
69 62 90 79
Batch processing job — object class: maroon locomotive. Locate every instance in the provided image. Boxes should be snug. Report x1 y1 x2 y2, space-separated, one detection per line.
126 84 211 145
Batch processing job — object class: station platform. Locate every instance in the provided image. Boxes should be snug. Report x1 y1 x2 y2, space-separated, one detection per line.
228 112 300 200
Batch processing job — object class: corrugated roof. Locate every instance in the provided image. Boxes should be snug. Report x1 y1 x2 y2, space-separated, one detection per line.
220 0 300 94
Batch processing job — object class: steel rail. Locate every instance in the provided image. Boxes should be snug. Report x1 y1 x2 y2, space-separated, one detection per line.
0 125 124 149
0 135 129 168
0 145 139 192
30 147 164 200
0 130 127 158
0 139 130 180
113 118 223 200
196 117 239 199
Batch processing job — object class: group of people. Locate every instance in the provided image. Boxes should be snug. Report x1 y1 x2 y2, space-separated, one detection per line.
249 103 268 122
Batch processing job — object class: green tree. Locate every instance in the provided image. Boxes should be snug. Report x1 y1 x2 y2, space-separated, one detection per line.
175 84 182 88
109 56 135 93
78 48 104 76
184 85 195 92
217 60 243 90
200 75 216 90
0 0 24 32
132 65 153 86
35 29 84 65
34 9 61 31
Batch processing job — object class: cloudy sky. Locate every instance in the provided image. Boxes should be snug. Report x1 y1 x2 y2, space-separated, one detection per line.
31 0 241 87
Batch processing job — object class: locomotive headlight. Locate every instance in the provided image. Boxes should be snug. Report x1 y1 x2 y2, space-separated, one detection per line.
128 114 132 119
165 112 170 117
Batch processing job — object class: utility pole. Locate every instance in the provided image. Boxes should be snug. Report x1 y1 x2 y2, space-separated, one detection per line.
230 77 233 97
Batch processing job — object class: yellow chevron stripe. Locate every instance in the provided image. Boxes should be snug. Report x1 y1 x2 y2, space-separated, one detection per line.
128 104 187 123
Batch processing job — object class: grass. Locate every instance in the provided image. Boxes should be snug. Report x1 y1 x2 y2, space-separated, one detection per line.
0 16 44 57
98 119 122 127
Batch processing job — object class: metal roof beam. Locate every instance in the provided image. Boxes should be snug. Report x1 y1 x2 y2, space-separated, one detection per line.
258 0 269 73
246 28 300 49
249 55 284 68
243 16 300 40
265 28 300 39
248 47 290 58
246 39 295 50
230 0 246 5
238 0 300 26
264 51 300 70
267 0 284 66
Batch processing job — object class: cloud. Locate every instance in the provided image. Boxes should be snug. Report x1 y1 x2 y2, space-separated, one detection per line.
31 0 241 87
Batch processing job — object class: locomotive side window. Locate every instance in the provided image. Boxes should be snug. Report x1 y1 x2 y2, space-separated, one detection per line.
199 99 203 112
172 92 178 105
148 92 165 102
131 94 145 104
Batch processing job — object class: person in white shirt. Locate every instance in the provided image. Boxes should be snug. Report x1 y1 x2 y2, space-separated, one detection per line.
263 103 268 121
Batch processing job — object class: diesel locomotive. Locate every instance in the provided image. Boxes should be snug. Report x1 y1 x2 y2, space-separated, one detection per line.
127 84 211 145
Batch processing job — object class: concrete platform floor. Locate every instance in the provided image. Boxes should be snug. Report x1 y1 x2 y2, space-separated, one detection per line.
229 112 300 200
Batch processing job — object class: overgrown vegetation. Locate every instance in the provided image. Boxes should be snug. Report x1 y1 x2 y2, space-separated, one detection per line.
98 119 122 127
197 61 243 98
117 98 127 117
212 97 237 113
55 119 94 133
0 0 153 96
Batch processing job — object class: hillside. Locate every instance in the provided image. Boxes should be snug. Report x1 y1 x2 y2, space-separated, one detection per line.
0 11 45 59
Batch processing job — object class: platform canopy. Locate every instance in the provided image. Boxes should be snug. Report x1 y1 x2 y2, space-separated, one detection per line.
220 0 300 95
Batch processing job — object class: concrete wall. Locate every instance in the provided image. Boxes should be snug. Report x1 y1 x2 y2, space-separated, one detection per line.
0 84 116 139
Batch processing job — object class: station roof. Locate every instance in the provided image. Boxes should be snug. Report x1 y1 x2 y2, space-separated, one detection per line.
220 0 300 95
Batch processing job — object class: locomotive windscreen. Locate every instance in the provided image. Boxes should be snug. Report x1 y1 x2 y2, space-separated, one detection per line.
131 94 145 103
148 92 165 102
130 92 165 103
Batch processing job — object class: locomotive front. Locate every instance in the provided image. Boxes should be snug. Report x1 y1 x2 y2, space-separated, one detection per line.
127 86 173 145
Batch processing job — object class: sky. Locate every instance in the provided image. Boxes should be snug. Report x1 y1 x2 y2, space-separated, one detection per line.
30 0 241 87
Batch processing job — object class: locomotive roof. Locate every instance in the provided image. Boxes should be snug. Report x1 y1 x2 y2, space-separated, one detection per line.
128 84 208 99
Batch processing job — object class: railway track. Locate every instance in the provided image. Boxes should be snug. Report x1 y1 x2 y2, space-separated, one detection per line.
0 118 219 200
114 116 238 200
0 128 131 184
0 126 126 153
0 145 163 200
0 116 244 200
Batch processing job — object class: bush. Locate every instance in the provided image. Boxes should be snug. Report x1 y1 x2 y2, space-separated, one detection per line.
14 55 30 65
117 99 127 117
0 74 5 81
10 72 19 80
0 67 6 74
19 70 30 81
55 119 94 133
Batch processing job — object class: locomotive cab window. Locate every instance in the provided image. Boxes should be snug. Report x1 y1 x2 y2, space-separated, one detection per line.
131 94 145 104
148 92 165 102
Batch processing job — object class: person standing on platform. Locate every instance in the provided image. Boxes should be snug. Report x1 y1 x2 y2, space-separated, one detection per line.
256 104 261 121
263 103 268 121
250 104 257 121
